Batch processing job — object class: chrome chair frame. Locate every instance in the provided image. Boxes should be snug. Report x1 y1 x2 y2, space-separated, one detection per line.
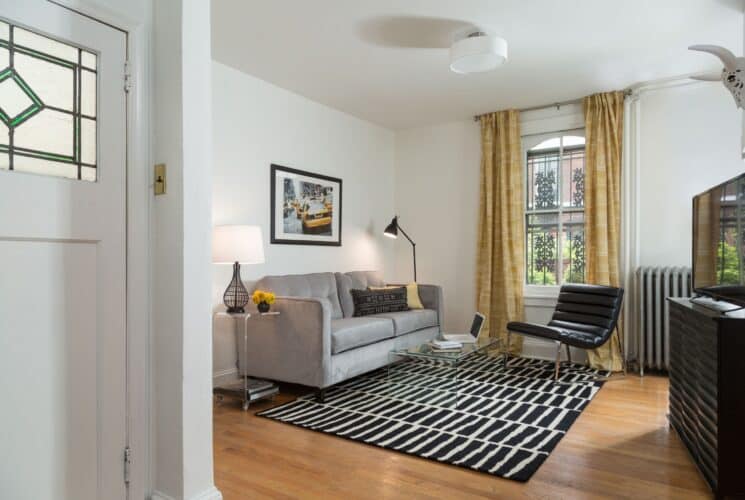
503 325 626 382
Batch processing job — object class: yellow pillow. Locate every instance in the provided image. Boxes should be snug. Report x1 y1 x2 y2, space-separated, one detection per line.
405 283 424 309
370 283 424 310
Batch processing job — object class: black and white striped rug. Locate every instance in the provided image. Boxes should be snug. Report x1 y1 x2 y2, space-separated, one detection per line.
257 355 607 481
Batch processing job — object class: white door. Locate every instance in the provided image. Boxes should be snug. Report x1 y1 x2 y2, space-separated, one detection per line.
0 2 128 499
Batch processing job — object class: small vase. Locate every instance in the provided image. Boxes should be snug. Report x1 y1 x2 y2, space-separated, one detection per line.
257 301 270 313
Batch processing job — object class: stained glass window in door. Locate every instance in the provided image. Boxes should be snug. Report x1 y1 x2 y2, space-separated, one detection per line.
0 20 98 181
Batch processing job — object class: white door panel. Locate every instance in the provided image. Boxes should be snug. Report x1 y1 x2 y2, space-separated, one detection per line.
0 1 127 499
0 240 98 500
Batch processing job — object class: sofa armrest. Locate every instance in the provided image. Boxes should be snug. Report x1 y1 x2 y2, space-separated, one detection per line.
236 296 332 388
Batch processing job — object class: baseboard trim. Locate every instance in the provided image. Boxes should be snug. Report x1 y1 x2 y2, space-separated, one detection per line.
152 486 222 500
213 367 237 379
190 486 223 500
213 367 239 388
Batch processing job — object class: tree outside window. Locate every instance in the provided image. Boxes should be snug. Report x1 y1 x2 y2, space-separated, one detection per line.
525 134 586 286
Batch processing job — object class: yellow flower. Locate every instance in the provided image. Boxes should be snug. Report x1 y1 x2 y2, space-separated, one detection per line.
252 290 266 304
265 293 276 305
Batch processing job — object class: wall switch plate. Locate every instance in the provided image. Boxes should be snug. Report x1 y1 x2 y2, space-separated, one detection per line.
154 164 166 195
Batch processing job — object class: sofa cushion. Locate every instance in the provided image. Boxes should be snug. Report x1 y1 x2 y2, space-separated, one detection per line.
350 287 408 317
370 283 424 310
371 309 438 336
335 271 385 317
331 317 395 354
255 272 343 319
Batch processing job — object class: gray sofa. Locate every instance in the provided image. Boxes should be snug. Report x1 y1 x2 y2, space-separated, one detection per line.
237 271 443 395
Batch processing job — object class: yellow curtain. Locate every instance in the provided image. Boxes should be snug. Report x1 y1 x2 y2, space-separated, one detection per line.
693 191 720 287
584 91 625 371
477 110 525 354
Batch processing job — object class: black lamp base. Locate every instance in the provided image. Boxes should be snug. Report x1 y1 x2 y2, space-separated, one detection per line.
223 261 249 314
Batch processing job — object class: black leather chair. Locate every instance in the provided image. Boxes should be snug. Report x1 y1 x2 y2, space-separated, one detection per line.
506 284 625 381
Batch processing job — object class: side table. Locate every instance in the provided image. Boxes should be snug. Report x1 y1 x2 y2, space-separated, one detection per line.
213 311 280 410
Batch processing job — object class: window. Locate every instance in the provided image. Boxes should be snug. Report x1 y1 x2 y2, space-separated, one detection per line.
0 20 97 181
525 134 585 286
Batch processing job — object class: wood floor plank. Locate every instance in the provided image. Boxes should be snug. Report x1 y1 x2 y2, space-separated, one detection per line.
214 374 711 499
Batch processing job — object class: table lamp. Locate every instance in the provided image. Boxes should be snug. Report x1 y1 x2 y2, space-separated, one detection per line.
213 225 265 313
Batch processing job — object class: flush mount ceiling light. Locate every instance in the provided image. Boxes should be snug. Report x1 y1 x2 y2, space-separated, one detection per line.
449 30 508 74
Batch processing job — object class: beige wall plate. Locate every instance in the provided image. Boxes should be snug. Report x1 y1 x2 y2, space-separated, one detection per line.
154 164 166 195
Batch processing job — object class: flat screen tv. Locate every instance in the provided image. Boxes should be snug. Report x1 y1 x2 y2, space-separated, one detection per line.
692 172 745 307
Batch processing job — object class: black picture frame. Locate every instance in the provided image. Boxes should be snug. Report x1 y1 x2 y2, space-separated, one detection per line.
270 164 342 246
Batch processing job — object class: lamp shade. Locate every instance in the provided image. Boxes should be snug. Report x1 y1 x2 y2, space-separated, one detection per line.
212 225 265 264
383 217 398 238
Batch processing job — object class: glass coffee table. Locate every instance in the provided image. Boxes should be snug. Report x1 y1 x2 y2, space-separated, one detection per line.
387 338 502 408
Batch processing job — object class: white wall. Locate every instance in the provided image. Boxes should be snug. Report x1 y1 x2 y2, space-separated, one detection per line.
153 1 220 499
153 1 184 496
180 1 216 499
393 121 480 332
636 81 745 267
211 61 395 381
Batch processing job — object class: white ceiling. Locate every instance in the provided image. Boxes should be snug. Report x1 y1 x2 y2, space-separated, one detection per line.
211 0 744 130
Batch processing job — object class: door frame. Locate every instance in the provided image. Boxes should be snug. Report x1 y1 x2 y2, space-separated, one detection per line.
48 1 152 498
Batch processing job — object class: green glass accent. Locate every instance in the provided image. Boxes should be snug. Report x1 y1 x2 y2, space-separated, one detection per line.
0 39 77 70
10 104 40 127
75 117 80 160
28 151 75 163
12 73 42 107
0 144 76 164
0 69 44 127
15 45 75 69
9 148 75 163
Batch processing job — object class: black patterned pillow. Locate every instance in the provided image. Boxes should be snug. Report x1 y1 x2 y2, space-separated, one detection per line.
350 287 408 317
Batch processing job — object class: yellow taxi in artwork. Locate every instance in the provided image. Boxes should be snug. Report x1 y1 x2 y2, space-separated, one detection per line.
296 199 307 219
302 201 332 234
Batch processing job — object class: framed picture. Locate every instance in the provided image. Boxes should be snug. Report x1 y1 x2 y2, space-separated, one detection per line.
270 164 342 246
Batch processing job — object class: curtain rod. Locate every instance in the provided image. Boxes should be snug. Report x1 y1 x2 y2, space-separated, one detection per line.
473 88 633 122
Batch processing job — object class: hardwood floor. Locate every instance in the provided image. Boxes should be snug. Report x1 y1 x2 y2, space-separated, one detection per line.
213 374 711 499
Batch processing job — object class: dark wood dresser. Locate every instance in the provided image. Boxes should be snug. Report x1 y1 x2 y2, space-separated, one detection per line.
668 298 745 499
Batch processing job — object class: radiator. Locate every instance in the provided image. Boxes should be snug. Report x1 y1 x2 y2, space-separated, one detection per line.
634 266 692 374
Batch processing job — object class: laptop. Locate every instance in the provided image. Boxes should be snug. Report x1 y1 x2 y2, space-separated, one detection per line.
442 313 486 344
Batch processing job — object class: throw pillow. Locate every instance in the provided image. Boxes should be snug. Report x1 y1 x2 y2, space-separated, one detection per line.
369 282 424 309
350 287 408 317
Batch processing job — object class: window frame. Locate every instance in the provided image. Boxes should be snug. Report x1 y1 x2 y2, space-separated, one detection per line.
522 128 586 296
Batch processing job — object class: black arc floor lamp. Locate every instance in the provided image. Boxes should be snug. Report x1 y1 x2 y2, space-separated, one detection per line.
384 216 417 282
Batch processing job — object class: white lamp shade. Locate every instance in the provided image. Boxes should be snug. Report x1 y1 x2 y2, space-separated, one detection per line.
212 225 265 264
450 34 508 74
